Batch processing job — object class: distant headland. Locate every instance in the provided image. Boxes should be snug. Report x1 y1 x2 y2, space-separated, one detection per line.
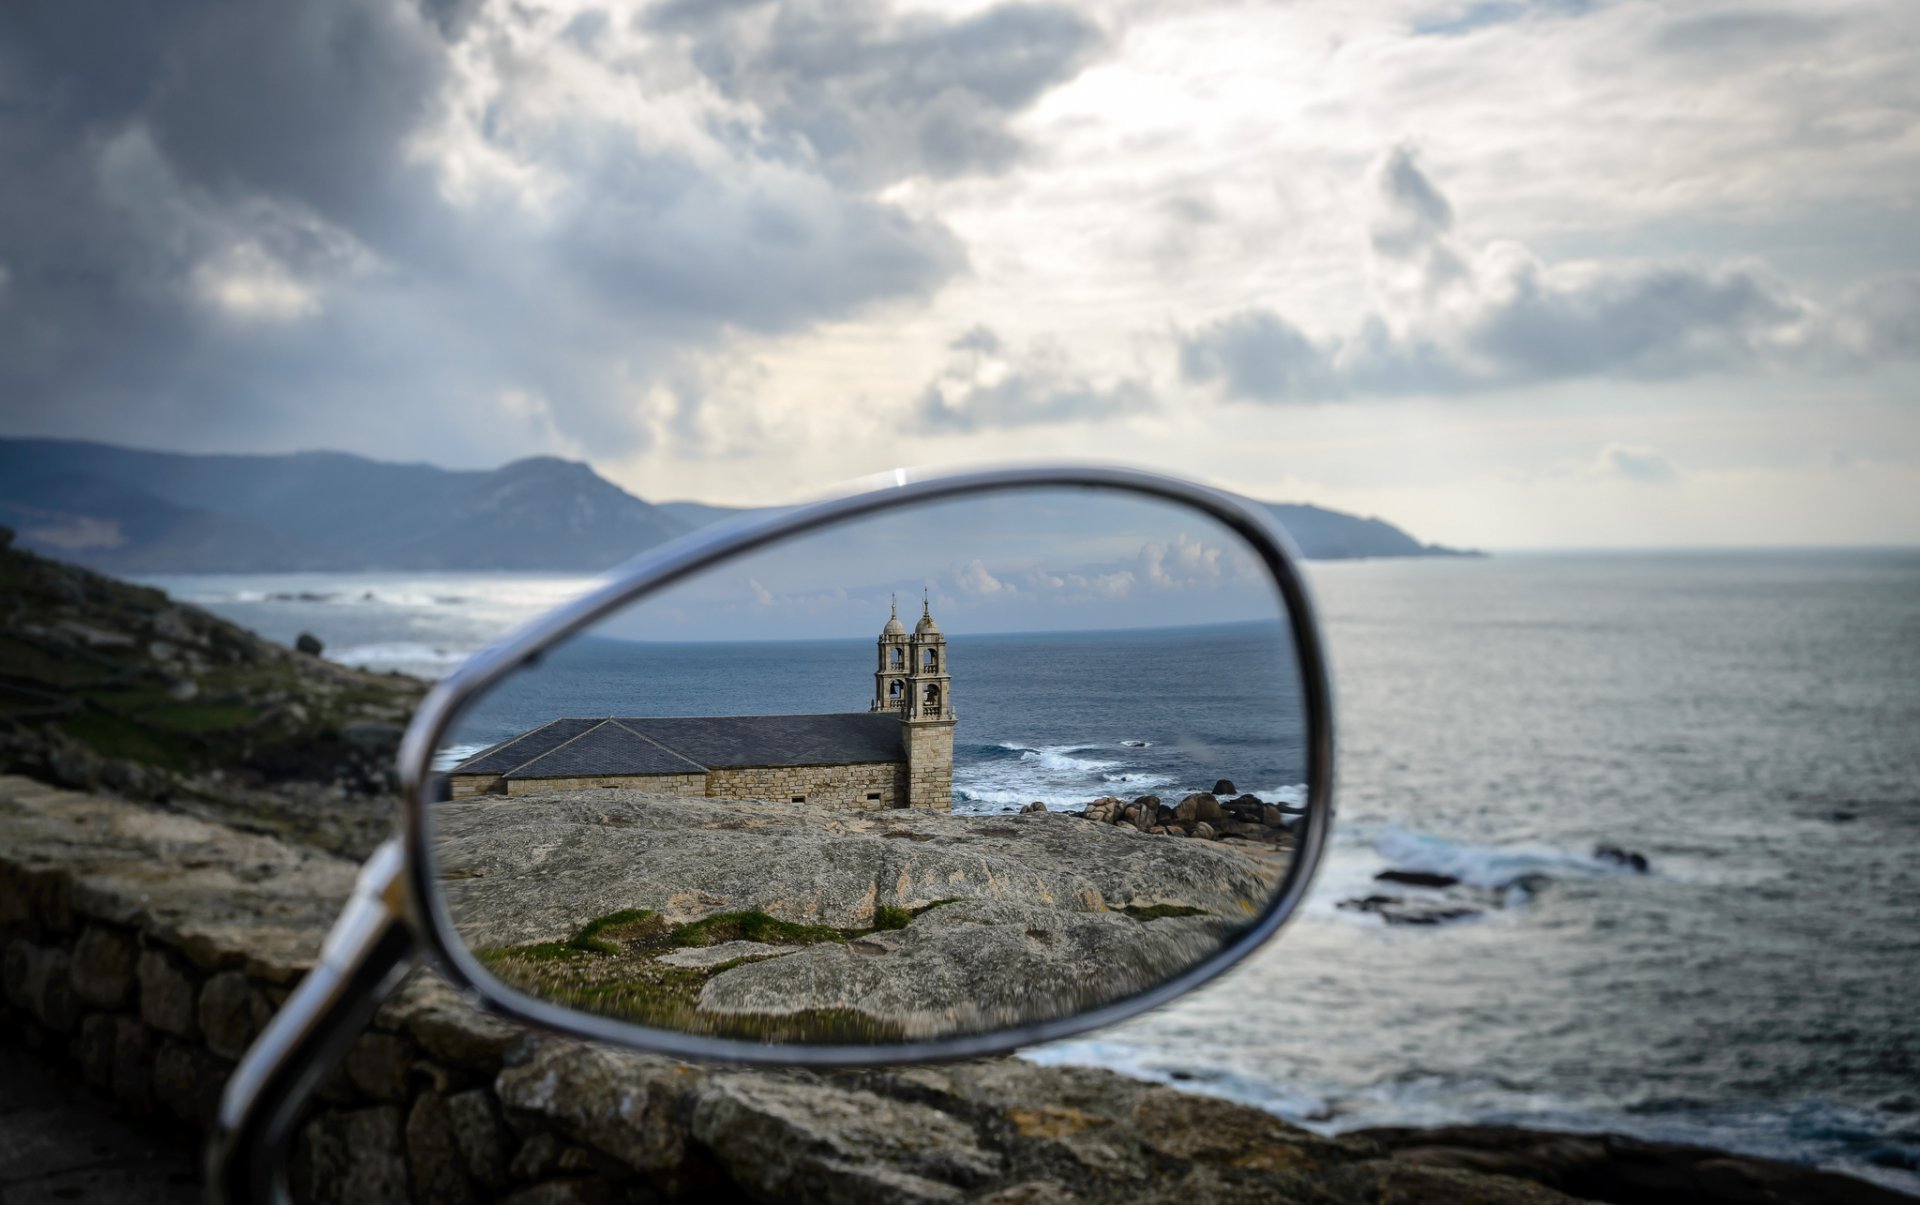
0 437 1480 574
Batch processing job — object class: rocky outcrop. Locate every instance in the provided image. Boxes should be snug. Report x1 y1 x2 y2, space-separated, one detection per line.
1 773 1584 1205
0 533 424 858
434 794 1270 1038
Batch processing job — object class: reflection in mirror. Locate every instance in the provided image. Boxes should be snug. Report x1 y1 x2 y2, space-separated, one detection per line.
428 488 1308 1044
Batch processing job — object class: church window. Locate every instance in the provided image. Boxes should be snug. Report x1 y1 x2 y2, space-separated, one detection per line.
924 683 941 709
922 648 938 671
890 648 904 668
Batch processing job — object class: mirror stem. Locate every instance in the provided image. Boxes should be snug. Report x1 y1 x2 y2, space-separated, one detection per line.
206 841 418 1205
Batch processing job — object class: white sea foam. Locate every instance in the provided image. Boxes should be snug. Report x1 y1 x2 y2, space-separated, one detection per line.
331 642 476 676
431 743 487 772
953 741 1177 811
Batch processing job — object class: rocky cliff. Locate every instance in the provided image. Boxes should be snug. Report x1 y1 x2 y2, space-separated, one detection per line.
0 527 423 855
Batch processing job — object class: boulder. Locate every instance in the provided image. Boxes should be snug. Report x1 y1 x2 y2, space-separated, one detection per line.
294 631 325 656
1593 844 1650 873
1375 870 1460 890
1174 793 1225 823
1212 780 1237 796
1191 822 1217 841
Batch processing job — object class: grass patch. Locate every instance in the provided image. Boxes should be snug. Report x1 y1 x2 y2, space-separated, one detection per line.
873 898 962 930
570 908 659 954
472 902 971 1042
668 910 846 948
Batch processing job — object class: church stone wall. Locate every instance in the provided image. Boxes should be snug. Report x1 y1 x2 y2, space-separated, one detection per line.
505 773 707 797
705 761 907 810
904 721 955 810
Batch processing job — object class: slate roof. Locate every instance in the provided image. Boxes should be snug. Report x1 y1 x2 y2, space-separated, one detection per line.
449 712 907 781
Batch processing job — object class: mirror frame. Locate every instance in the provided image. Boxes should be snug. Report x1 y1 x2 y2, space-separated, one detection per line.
396 463 1336 1065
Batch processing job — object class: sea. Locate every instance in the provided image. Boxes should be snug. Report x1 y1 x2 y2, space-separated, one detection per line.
143 549 1920 1192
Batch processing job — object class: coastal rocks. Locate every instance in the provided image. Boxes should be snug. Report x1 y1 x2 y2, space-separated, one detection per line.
1376 870 1460 889
1338 895 1486 926
1357 1124 1919 1205
1212 779 1237 796
1592 844 1651 873
1076 787 1294 848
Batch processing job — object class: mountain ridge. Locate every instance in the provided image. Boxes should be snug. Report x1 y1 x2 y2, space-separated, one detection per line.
0 438 1477 572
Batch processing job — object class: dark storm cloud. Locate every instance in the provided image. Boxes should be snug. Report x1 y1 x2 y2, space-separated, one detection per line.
913 325 1150 431
644 0 1108 187
1178 149 1918 404
0 0 1094 461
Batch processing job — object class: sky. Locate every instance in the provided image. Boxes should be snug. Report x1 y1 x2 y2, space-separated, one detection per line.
1 0 1916 549
589 488 1288 639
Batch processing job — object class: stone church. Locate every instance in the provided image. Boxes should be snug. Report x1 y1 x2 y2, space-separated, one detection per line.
447 600 956 810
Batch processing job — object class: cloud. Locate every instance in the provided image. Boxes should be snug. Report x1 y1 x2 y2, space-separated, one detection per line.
954 558 1011 595
1178 148 1918 404
1594 443 1678 484
0 0 1106 464
644 0 1108 188
913 325 1153 431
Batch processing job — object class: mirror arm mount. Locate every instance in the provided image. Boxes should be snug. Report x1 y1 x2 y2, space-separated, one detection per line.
206 840 419 1205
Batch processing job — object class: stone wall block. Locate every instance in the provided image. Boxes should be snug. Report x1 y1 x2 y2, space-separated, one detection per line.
138 946 200 1038
292 1105 410 1205
406 1091 483 1205
496 1041 702 1176
511 1132 568 1181
499 1182 629 1205
112 1015 157 1116
154 1038 232 1129
346 1030 415 1101
70 924 137 1008
28 943 79 1033
198 969 258 1059
75 1009 117 1088
2 937 35 1012
689 1073 1000 1205
446 1088 512 1192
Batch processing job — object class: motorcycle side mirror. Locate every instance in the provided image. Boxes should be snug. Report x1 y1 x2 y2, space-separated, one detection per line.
208 466 1335 1201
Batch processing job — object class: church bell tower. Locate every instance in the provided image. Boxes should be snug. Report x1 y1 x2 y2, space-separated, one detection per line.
871 594 954 810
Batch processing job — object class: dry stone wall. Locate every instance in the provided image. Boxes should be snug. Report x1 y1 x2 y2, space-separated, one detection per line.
0 774 1579 1205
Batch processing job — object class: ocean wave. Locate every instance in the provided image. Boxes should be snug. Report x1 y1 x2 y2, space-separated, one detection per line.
332 642 476 674
1371 823 1634 891
954 741 1177 811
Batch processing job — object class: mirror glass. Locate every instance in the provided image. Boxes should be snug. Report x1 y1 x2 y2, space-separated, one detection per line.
426 487 1311 1044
